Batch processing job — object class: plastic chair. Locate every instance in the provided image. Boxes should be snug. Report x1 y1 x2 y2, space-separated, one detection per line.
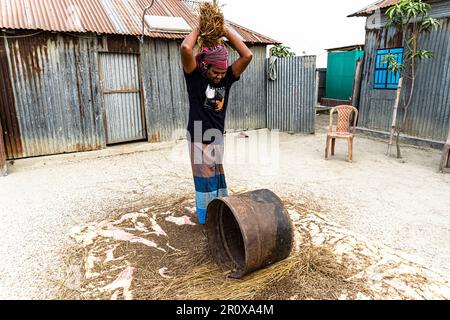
325 105 359 162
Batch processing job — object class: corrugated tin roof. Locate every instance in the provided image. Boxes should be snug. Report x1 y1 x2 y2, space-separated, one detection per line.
348 0 401 17
0 0 279 44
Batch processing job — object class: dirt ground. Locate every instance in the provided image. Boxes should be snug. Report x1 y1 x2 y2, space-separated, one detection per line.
0 113 449 299
65 195 370 300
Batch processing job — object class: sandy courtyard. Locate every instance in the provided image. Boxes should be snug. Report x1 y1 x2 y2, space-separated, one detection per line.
0 114 449 299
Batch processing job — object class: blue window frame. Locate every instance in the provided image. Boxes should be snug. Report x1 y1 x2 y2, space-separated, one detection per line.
374 48 404 89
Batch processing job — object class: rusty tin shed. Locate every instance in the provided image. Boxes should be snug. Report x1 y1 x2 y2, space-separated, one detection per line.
0 0 279 164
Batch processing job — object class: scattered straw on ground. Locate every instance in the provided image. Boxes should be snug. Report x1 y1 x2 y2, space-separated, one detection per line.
58 189 450 300
58 192 369 300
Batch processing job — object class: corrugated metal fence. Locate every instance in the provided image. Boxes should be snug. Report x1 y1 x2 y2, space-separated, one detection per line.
267 56 316 133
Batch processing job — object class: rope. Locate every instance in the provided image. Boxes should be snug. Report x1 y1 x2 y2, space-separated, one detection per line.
268 55 278 81
139 0 156 43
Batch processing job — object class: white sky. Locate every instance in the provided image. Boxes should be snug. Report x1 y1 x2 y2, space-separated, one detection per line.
221 0 370 67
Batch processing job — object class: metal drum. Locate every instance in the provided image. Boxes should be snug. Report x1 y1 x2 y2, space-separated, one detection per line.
206 189 294 278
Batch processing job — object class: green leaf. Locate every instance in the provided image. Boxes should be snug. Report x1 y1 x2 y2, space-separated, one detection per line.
383 54 405 76
270 44 296 58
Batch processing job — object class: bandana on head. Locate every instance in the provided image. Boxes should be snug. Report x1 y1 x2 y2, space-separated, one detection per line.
195 45 229 76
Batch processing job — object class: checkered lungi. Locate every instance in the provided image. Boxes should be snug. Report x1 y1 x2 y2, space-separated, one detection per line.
189 142 228 225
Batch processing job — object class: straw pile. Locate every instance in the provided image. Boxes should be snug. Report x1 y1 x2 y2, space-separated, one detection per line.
198 0 225 48
136 242 364 300
58 193 369 300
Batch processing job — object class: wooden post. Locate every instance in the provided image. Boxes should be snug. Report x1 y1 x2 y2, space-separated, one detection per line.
387 77 403 157
351 59 363 108
0 121 7 176
439 119 450 173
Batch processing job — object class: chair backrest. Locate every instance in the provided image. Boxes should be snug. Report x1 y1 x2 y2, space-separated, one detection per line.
329 105 359 134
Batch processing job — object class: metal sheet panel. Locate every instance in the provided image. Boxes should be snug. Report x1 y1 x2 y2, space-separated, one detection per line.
3 32 104 158
99 52 146 144
227 46 268 131
267 56 317 133
349 0 450 17
0 0 278 44
141 41 269 142
0 120 6 175
358 18 450 142
365 1 450 28
0 35 22 159
140 39 187 142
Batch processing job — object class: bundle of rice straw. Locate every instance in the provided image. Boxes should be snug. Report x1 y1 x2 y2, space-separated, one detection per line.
198 0 225 48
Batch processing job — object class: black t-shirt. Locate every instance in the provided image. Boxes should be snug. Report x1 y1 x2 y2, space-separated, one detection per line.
184 66 240 144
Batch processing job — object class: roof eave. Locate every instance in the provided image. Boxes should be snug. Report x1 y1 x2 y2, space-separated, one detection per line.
347 12 373 18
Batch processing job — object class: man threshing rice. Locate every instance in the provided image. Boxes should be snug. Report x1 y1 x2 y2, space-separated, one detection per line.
180 2 253 225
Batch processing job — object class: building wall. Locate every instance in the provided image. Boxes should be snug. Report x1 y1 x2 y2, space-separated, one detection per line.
358 17 450 142
366 0 450 29
140 39 268 142
0 120 6 175
0 32 105 159
0 32 270 159
140 39 190 143
1 36 23 159
227 46 268 131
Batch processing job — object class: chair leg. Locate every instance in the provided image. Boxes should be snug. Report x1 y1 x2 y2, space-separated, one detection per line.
325 136 330 159
331 138 336 156
348 138 353 162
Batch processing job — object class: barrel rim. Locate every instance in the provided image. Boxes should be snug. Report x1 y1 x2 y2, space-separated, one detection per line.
206 189 294 278
207 197 249 278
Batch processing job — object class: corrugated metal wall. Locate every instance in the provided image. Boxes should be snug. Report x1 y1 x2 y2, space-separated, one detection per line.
1 32 105 158
0 120 6 175
267 56 317 133
1 32 317 160
359 18 450 142
367 0 450 29
0 36 22 159
140 39 190 142
140 40 268 142
226 46 267 131
98 53 146 144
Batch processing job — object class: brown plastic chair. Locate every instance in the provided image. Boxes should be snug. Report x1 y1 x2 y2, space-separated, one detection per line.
325 105 358 162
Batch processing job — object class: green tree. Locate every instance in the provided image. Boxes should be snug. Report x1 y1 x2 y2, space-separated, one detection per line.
385 0 440 158
270 44 296 58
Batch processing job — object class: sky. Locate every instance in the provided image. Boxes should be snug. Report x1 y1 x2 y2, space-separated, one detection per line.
221 0 370 67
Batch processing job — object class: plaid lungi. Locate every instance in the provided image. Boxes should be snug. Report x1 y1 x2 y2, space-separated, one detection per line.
189 142 228 225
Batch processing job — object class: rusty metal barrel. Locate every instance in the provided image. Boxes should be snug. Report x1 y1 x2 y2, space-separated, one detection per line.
206 189 294 278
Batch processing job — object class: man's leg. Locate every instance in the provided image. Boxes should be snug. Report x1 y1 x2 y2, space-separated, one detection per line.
189 142 228 225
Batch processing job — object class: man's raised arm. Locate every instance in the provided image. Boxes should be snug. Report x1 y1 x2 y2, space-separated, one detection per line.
180 28 200 74
224 26 253 78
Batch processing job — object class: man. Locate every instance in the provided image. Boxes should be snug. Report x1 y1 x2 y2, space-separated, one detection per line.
180 26 253 224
